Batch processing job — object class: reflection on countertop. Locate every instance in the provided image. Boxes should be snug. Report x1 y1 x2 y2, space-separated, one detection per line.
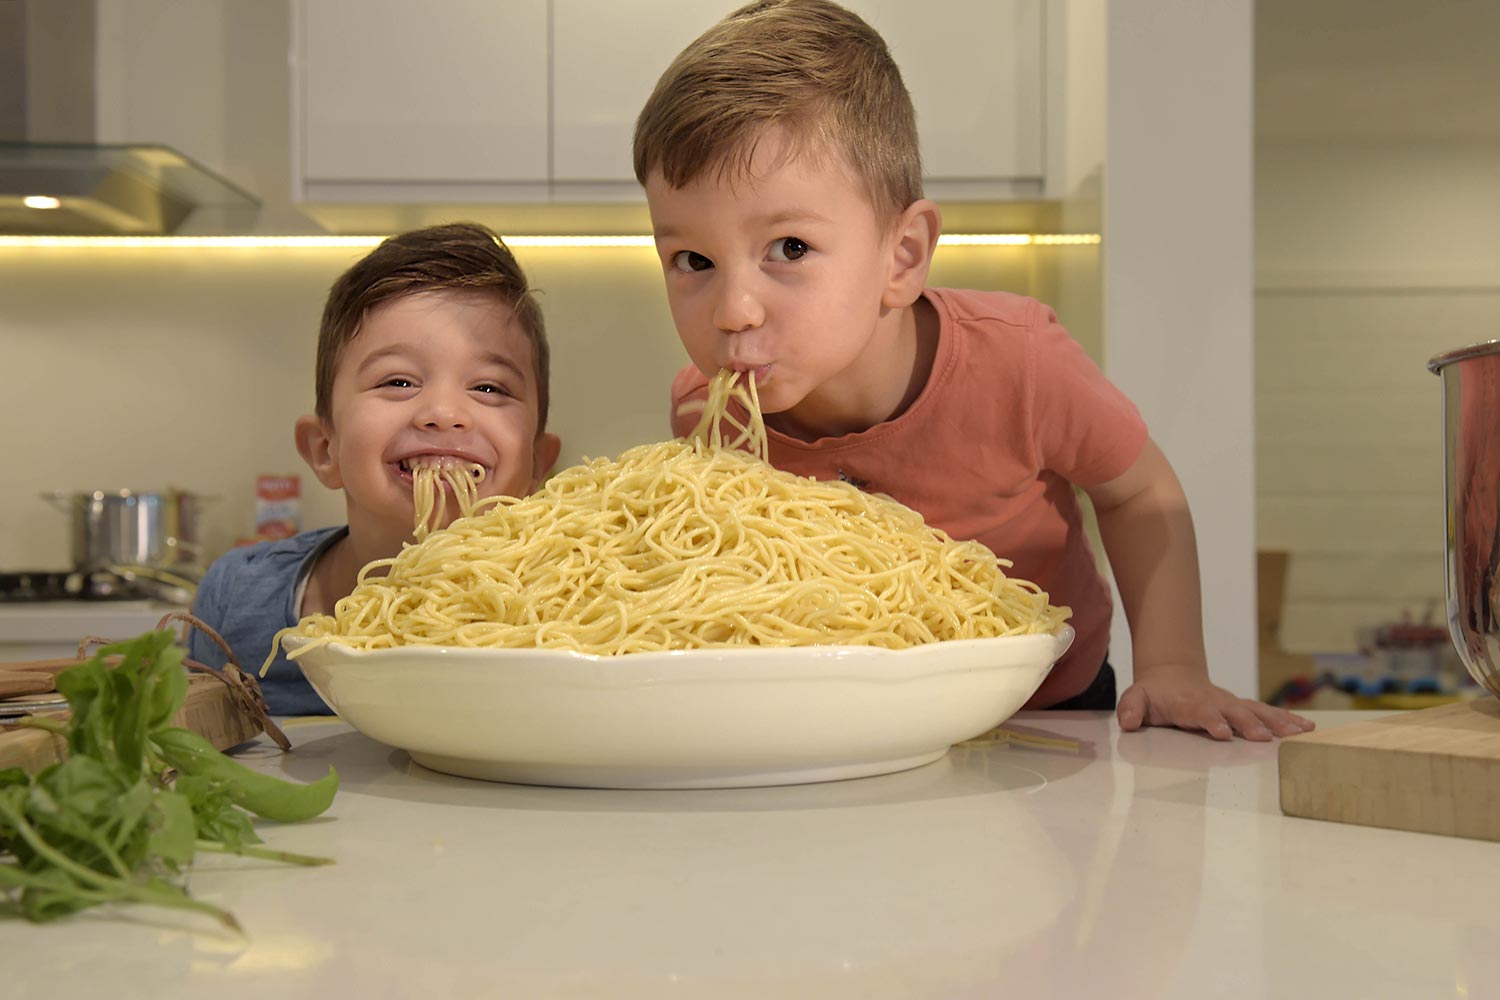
3 710 1498 1000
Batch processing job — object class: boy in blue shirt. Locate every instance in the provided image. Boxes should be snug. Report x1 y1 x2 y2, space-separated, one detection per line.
189 223 561 713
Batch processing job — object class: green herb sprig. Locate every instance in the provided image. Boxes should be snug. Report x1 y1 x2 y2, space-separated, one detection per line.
0 629 338 931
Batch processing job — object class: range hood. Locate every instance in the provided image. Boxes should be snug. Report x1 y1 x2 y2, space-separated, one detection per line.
1 0 260 236
0 141 260 236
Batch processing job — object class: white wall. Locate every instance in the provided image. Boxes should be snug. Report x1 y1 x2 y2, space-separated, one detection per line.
1104 1 1257 696
1255 139 1500 652
0 243 1057 570
0 244 688 568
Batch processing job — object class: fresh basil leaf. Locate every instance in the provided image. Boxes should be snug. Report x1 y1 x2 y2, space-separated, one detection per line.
146 790 197 870
174 775 261 850
2 628 335 930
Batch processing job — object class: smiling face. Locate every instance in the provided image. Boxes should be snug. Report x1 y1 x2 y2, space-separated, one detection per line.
645 132 935 439
297 288 560 558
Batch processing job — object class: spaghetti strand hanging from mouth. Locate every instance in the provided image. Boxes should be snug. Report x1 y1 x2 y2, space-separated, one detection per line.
411 459 485 540
688 368 769 461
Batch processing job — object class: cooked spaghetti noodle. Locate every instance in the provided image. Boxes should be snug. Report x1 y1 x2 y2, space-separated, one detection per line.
274 370 1069 662
411 458 485 540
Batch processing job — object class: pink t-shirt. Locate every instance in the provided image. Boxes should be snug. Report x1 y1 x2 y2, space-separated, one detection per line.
669 287 1149 706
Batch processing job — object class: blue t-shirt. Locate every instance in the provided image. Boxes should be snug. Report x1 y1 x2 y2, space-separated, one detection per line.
187 526 347 716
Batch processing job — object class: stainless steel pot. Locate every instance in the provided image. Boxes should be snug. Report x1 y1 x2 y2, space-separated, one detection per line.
41 488 212 575
1428 340 1500 698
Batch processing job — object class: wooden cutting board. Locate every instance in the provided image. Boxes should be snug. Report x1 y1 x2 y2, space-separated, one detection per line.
0 673 265 774
1278 696 1500 842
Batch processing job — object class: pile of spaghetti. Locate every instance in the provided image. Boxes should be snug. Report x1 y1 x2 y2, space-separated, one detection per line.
280 371 1069 659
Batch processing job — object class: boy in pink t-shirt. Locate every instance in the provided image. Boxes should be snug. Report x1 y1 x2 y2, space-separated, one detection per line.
634 0 1312 740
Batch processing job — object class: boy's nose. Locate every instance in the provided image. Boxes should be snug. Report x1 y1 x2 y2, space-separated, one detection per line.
415 388 469 430
712 276 765 333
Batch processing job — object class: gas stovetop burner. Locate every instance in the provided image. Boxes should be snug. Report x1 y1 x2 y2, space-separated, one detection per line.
0 571 77 602
0 570 151 602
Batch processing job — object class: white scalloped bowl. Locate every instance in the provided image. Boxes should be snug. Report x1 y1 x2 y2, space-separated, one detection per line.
286 625 1074 789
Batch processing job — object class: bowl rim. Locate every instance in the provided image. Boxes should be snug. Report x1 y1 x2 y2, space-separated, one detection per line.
283 627 1076 787
1427 337 1500 373
283 624 1074 664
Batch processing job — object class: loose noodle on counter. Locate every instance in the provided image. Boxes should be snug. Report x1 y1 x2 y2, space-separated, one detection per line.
269 370 1069 666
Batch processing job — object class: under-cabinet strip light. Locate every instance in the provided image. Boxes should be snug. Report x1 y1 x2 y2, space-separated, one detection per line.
0 233 1100 250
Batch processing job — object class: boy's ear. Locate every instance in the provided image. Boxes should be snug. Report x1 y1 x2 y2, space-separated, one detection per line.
883 198 942 309
531 432 563 491
294 414 344 490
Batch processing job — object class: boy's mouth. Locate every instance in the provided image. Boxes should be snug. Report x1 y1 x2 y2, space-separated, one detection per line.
728 362 774 386
393 454 488 485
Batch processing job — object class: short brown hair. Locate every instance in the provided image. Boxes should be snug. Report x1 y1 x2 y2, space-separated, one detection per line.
313 222 550 430
633 0 922 225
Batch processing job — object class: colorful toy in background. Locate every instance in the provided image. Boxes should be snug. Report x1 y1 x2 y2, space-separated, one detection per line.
1259 549 1481 709
1268 609 1482 710
1355 614 1469 696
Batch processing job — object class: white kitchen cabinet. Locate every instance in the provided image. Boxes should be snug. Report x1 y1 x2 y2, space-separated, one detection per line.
853 0 1044 198
552 0 1043 200
549 1 724 198
293 0 1047 205
292 0 551 201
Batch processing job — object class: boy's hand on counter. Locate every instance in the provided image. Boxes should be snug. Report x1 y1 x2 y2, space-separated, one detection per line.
1116 664 1316 741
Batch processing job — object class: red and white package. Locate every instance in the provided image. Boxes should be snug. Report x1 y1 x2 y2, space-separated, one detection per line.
255 474 301 541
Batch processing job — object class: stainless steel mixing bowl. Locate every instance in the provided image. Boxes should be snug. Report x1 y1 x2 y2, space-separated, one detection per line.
1429 339 1500 698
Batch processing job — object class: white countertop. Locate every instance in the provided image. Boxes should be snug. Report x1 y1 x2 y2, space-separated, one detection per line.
0 600 189 643
6 710 1498 999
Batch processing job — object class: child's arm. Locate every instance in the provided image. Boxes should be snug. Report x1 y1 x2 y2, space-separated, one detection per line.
1085 438 1315 741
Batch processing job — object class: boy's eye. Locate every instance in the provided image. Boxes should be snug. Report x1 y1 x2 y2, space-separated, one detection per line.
671 250 714 273
768 237 809 262
473 382 515 397
381 377 414 389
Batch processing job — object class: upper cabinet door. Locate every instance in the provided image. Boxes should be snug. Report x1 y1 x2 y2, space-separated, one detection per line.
294 0 550 199
552 0 1044 200
849 0 1044 198
294 0 1046 205
551 1 730 197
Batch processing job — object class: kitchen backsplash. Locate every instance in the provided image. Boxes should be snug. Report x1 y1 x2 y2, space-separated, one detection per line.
1 241 1090 570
